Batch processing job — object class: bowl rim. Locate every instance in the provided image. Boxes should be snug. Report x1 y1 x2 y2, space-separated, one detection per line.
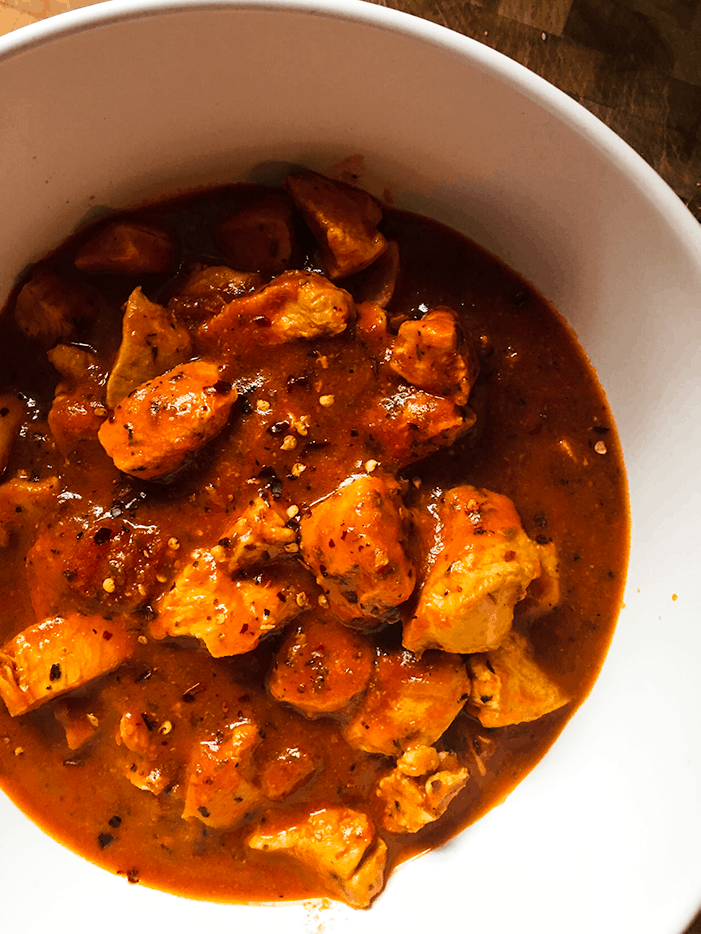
0 0 699 263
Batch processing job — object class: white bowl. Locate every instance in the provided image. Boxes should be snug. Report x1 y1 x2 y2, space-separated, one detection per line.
1 2 700 933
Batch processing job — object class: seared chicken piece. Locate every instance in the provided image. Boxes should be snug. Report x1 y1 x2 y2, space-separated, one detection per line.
467 629 570 728
98 360 237 480
248 805 387 908
168 264 263 320
355 300 390 352
364 387 474 468
0 476 60 548
258 745 317 801
182 721 263 829
117 710 175 796
26 514 167 619
151 549 300 657
0 613 136 717
217 191 296 276
284 170 387 279
0 394 25 477
199 270 354 355
220 496 297 570
389 307 478 404
268 612 374 717
403 486 542 655
377 744 469 833
105 287 192 408
343 648 470 756
54 697 100 751
515 541 561 623
74 220 175 274
299 474 415 627
47 344 105 457
14 266 101 346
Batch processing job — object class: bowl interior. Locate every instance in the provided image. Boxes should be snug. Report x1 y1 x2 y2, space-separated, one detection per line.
1 2 701 933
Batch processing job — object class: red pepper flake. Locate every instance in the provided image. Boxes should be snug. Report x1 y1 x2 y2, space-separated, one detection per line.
198 806 210 818
98 833 114 848
49 663 62 681
108 815 122 828
126 868 140 884
102 631 113 641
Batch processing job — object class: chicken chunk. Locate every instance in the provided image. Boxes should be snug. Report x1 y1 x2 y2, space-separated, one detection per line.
467 629 570 728
26 514 167 619
248 806 387 908
47 345 106 457
167 265 263 320
198 270 354 356
116 710 176 796
54 697 100 751
377 744 469 833
343 648 470 756
299 474 415 627
268 612 374 717
14 266 101 346
258 745 317 801
74 220 175 274
0 476 60 548
515 541 562 623
217 192 296 276
0 394 25 477
98 360 237 480
364 387 475 468
151 549 300 657
0 613 136 717
403 486 543 656
220 496 297 570
105 287 192 408
182 721 262 828
284 170 387 279
389 307 478 404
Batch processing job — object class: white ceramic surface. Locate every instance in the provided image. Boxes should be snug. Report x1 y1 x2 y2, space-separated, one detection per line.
1 2 700 933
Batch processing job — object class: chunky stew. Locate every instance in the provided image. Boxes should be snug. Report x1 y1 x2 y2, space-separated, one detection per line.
0 167 628 907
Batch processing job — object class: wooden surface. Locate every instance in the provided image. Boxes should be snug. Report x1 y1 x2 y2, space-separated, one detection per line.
0 0 700 929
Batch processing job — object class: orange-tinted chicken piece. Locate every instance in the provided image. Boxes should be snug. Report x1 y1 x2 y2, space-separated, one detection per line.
54 697 100 751
403 486 542 656
117 710 175 796
515 541 562 623
47 343 106 457
248 806 387 908
389 307 478 404
299 474 415 627
167 264 263 320
74 220 175 274
467 629 570 728
258 745 317 801
221 496 297 570
182 721 263 829
284 170 387 279
0 476 59 549
199 270 354 356
0 613 136 717
14 266 101 346
343 648 470 756
376 744 469 833
217 191 296 276
105 287 192 408
26 515 167 619
151 549 300 657
268 612 374 717
0 394 25 477
364 387 474 468
98 360 237 480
